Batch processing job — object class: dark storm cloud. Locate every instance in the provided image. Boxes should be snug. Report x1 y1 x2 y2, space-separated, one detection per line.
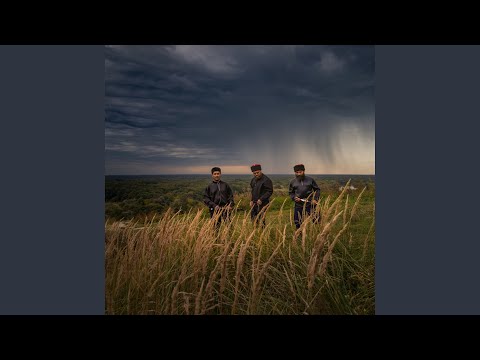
105 45 375 174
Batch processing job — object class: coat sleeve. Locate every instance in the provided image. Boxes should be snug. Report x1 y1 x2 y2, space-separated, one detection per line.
226 184 235 206
311 179 321 201
260 178 273 202
288 180 296 201
250 178 255 201
203 185 215 208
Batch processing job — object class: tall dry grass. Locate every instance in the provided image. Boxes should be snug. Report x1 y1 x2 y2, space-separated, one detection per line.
105 183 375 315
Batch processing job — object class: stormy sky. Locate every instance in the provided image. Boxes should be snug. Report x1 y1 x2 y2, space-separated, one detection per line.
105 45 375 175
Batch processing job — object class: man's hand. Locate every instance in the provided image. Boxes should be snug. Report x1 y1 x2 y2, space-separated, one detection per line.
256 199 262 206
250 201 254 207
294 196 302 203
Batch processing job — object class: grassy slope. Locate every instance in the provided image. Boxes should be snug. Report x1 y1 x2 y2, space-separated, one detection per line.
105 186 375 315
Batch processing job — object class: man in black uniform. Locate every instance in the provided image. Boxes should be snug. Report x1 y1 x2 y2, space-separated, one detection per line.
288 164 321 229
203 167 234 228
250 164 273 227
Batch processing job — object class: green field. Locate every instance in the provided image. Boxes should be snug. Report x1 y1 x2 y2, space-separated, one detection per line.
105 175 375 315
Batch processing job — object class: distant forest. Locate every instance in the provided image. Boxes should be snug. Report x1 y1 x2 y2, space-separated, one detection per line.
105 175 375 220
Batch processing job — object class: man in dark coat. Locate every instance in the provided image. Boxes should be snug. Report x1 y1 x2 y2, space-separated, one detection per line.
288 164 321 229
204 167 234 228
250 164 273 227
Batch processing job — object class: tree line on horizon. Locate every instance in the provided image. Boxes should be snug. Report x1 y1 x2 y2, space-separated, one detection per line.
105 175 375 220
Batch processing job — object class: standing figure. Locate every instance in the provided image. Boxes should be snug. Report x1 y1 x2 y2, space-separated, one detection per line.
204 167 234 228
249 164 273 227
288 164 321 229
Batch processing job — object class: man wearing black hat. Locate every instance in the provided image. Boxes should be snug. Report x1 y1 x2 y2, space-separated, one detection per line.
204 167 235 228
250 164 273 226
289 164 321 229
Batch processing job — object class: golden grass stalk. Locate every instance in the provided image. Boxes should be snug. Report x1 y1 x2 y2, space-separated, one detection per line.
307 232 328 289
362 203 375 260
194 277 205 315
249 238 283 313
323 180 350 224
319 221 349 277
343 194 349 226
232 229 256 314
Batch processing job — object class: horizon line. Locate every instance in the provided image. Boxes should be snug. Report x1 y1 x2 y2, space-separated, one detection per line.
105 173 376 176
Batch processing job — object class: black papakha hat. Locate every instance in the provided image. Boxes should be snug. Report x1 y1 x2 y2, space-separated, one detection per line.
211 167 221 174
293 164 305 172
250 164 262 172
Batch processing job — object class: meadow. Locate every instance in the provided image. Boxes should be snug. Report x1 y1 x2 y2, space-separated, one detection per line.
105 175 375 314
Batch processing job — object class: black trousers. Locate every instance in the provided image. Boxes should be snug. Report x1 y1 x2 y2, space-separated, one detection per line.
209 206 231 229
251 204 267 227
294 204 320 229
